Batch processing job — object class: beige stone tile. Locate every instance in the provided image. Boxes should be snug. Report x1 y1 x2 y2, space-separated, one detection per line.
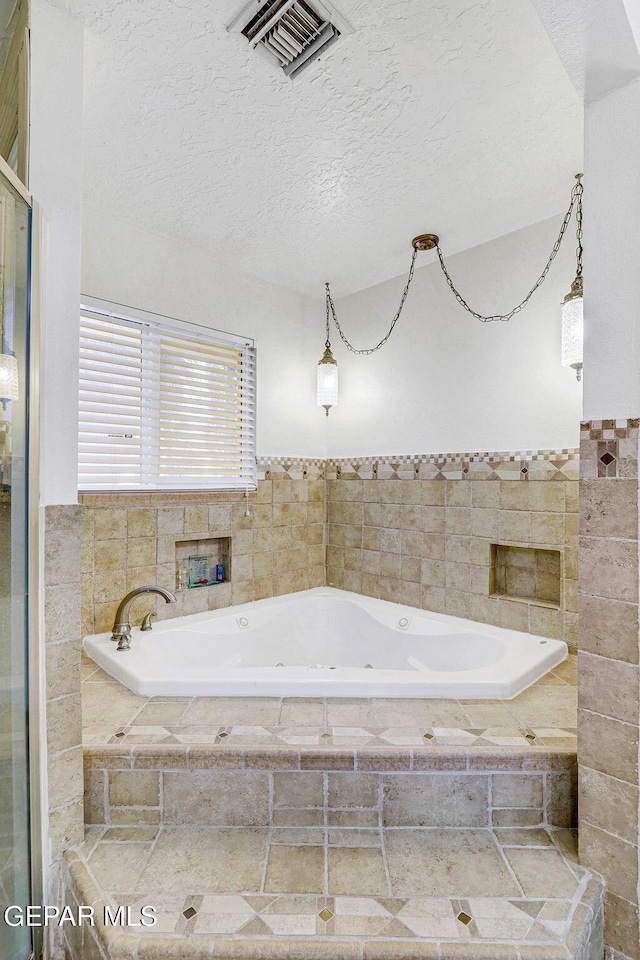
109 770 159 808
580 536 638 603
328 846 389 895
127 537 156 568
421 559 445 587
373 698 469 727
500 511 531 542
422 505 445 534
458 700 514 727
579 595 639 663
138 826 267 891
579 766 639 844
184 504 209 534
328 828 381 846
507 686 576 727
546 771 577 828
579 822 638 902
471 509 499 538
504 847 579 897
162 771 269 825
93 508 127 541
579 651 639 724
93 539 127 573
273 772 324 808
421 481 446 506
580 479 638 539
328 773 379 809
529 482 565 513
84 768 106 824
131 701 189 726
127 507 156 539
264 844 324 893
89 840 151 889
497 599 529 632
494 828 553 846
528 605 563 639
491 808 543 827
603 892 640 960
328 810 379 827
530 513 564 545
578 708 639 784
47 639 81 700
500 482 530 511
47 693 83 755
386 829 519 896
382 775 489 827
421 533 445 560
445 507 471 535
156 507 184 536
49 745 84 811
181 697 280 726
82 681 147 727
273 809 324 827
491 774 543 808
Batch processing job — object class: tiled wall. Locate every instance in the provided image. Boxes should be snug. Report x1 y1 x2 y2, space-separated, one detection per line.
578 420 640 960
79 450 580 650
83 761 577 830
326 452 578 647
43 505 85 959
79 468 325 636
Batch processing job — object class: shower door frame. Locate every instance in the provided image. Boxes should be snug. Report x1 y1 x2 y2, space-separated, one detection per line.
0 152 44 960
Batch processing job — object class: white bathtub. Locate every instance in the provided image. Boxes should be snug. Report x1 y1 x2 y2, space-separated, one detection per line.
83 588 567 699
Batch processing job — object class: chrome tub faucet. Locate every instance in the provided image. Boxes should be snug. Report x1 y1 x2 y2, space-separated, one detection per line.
111 585 176 651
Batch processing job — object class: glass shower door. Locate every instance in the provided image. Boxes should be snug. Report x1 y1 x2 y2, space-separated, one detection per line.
0 170 32 960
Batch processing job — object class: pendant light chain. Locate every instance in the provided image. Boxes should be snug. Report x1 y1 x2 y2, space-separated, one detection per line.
575 177 583 279
323 175 583 354
325 247 418 355
435 176 584 323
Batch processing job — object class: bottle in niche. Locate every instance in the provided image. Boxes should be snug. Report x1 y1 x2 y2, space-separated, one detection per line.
176 563 188 591
215 563 225 582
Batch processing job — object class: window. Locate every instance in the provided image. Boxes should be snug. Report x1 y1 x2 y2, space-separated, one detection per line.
78 301 256 491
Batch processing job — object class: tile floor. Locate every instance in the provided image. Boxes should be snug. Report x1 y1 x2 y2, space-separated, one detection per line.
74 823 588 944
81 653 577 749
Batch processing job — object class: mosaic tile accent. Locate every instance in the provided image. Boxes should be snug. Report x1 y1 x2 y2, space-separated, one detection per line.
326 449 579 482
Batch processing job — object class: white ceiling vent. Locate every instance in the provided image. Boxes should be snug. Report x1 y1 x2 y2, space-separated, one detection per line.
228 0 353 79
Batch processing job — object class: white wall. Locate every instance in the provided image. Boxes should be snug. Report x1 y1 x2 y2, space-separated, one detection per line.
583 78 640 420
30 0 84 505
81 208 326 459
326 216 583 457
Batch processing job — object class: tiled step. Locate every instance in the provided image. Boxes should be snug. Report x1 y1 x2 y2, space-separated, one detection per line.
63 824 603 960
83 743 578 833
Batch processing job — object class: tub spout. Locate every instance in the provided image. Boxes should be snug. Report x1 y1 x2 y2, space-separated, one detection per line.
112 586 176 651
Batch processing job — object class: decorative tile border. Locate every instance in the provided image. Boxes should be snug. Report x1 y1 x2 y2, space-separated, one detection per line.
256 450 579 482
325 450 579 482
580 419 639 479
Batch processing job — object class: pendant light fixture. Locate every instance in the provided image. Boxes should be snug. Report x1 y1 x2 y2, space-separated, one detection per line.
560 174 584 381
317 283 339 415
318 175 585 411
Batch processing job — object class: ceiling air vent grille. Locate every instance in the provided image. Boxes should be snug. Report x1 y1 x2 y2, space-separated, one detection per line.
228 0 352 79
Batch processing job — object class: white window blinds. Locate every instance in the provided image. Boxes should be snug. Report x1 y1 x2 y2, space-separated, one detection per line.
79 305 257 491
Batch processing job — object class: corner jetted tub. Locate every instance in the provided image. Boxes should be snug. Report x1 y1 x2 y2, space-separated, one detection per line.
83 588 567 699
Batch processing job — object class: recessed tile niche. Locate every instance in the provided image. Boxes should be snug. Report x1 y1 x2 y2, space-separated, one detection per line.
490 544 561 608
175 536 231 586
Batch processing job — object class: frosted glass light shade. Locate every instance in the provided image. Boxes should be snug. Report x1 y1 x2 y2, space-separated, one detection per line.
317 347 338 414
561 291 583 372
0 353 18 400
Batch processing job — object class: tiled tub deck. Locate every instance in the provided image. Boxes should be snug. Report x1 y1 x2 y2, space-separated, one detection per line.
65 656 602 960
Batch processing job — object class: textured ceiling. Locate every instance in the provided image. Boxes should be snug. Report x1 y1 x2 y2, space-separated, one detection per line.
81 0 583 298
